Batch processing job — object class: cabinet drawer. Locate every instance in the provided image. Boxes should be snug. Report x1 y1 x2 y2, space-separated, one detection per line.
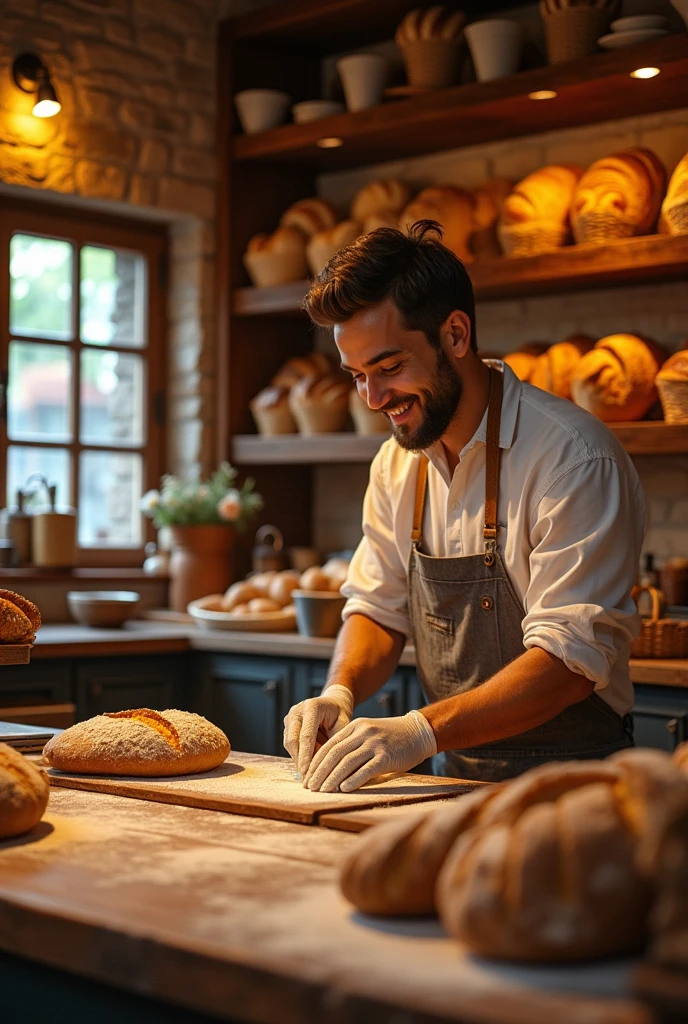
204 655 294 757
76 656 184 720
300 661 407 719
632 686 688 753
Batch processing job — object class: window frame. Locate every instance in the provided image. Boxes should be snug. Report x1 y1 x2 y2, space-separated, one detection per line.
0 198 167 567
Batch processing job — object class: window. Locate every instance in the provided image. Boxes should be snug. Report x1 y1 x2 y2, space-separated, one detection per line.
0 201 166 566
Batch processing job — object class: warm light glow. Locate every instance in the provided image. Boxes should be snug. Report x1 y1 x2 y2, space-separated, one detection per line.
316 136 343 149
32 98 61 118
630 67 661 80
529 90 557 101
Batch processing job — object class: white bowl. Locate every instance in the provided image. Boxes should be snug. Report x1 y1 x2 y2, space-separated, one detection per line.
336 53 389 112
598 28 668 49
465 20 524 83
234 89 291 134
292 100 345 124
611 15 668 32
67 591 140 628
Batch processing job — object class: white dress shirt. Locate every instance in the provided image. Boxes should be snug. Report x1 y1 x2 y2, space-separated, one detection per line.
342 361 645 716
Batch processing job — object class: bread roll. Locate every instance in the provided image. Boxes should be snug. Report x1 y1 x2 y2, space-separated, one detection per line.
0 598 34 643
349 388 390 435
243 226 308 287
250 386 297 436
530 335 595 400
0 591 41 634
503 343 550 383
43 709 230 777
572 148 666 244
249 571 277 594
0 743 49 839
307 220 360 276
280 197 337 238
395 6 465 43
400 185 476 262
221 581 264 611
661 151 688 236
247 597 282 614
299 566 333 592
268 570 301 607
351 179 412 223
498 165 582 257
571 333 665 422
271 352 335 390
288 375 351 434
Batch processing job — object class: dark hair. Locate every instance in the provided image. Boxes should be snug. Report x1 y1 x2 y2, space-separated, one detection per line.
304 220 476 352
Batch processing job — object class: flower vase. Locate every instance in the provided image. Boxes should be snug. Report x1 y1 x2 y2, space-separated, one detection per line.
169 524 234 612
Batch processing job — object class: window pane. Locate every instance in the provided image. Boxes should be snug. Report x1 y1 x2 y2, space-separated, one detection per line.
8 342 72 443
80 246 146 348
7 446 71 509
79 451 143 546
10 234 73 340
80 349 144 446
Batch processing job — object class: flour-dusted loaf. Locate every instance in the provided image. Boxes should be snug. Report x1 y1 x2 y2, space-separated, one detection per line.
350 179 412 225
437 750 688 962
498 164 582 257
571 333 665 422
530 334 595 400
43 709 231 777
400 185 476 262
661 151 688 236
0 743 49 839
572 148 666 245
243 225 308 287
307 220 361 276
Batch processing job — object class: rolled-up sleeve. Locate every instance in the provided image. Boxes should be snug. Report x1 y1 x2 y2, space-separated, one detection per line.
341 446 411 637
522 455 645 689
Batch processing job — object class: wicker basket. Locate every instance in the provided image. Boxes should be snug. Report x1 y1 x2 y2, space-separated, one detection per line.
663 198 688 236
542 6 610 65
400 40 462 90
657 377 688 425
631 585 688 659
572 211 637 246
499 221 569 258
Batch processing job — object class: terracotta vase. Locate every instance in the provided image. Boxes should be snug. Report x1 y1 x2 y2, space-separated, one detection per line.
169 524 234 613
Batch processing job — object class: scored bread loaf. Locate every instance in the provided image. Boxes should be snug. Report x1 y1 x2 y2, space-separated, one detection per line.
437 750 688 962
0 742 49 839
400 185 476 262
660 151 688 236
289 375 351 434
43 709 231 777
530 334 595 400
306 220 361 276
498 165 582 257
243 226 308 287
570 333 665 422
502 343 550 383
572 148 666 245
280 197 337 238
350 179 412 224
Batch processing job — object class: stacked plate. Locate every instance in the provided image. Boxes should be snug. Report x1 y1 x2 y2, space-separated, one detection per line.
599 15 669 49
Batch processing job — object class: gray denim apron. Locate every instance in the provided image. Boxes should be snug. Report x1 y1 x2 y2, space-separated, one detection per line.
408 366 634 783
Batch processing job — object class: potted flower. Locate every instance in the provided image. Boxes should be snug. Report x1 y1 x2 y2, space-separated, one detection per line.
141 464 262 612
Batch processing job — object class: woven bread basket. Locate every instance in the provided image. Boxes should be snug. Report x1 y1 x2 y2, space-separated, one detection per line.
657 377 688 425
572 211 638 246
630 585 688 659
541 6 610 64
400 40 462 89
499 221 569 258
663 200 688 236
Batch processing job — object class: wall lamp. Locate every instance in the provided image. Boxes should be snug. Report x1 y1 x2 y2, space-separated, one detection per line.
12 53 61 118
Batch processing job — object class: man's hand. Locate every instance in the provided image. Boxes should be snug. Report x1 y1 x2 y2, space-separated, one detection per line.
303 711 437 793
283 684 355 777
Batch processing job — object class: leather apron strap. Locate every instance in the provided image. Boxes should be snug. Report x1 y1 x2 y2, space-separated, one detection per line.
411 366 503 558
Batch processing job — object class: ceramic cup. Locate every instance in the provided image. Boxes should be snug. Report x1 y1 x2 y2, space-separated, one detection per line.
234 89 291 134
336 53 388 112
465 19 524 83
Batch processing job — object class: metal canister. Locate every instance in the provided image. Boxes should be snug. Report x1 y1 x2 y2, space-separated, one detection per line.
252 524 287 573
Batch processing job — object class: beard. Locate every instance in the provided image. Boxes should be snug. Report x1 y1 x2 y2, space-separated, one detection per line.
385 347 463 452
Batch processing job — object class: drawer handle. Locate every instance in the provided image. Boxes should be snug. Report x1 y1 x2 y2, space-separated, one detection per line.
666 718 678 734
263 680 278 696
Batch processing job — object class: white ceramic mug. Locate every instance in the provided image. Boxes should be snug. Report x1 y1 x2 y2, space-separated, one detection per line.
234 89 291 134
465 19 524 83
336 53 388 112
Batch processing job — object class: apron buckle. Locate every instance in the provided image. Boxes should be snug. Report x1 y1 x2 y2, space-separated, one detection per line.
484 537 496 567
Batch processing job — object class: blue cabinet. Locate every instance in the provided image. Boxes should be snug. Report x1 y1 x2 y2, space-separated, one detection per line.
631 685 688 753
75 656 184 719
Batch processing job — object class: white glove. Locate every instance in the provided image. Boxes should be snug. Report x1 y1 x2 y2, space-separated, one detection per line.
283 684 355 777
303 710 438 793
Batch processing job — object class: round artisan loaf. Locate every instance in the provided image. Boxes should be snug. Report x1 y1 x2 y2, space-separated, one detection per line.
572 147 666 244
530 334 595 400
350 178 412 223
306 220 361 276
399 185 476 262
502 343 550 383
570 333 665 422
0 742 49 838
498 165 582 256
280 196 337 238
43 709 231 777
437 750 688 962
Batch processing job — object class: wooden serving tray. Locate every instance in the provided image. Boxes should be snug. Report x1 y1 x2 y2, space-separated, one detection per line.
46 751 471 825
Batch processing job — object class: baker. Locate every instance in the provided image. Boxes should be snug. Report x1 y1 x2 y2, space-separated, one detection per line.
284 220 644 792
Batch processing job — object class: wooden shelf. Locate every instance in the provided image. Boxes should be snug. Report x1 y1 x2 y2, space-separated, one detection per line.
232 37 688 170
231 423 688 465
0 644 33 666
233 235 688 315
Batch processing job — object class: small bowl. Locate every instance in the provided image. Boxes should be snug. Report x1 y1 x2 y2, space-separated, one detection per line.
234 89 291 134
291 590 346 638
611 15 668 32
67 591 140 628
292 100 345 124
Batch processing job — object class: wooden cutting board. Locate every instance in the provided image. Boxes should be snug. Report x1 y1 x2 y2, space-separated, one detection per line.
320 781 489 832
46 751 472 825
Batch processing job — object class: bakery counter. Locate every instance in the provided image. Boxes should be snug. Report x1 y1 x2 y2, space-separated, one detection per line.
0 785 649 1024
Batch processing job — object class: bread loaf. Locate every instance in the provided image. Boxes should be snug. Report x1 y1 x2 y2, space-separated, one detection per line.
267 570 301 607
243 226 308 287
660 151 688 236
572 148 666 244
350 179 412 224
469 178 512 259
280 197 337 238
307 220 360 276
570 333 665 422
349 388 390 436
437 750 688 962
271 352 335 390
0 590 40 644
288 375 351 434
503 343 550 383
498 165 582 257
43 709 230 777
656 348 688 425
400 185 476 262
221 580 264 611
0 743 49 839
250 386 297 436
530 335 595 400
395 6 465 43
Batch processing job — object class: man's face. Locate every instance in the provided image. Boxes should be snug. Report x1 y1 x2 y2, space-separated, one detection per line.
335 299 463 451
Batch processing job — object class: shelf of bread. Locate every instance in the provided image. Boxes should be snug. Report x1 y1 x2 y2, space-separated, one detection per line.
232 37 688 170
233 233 688 315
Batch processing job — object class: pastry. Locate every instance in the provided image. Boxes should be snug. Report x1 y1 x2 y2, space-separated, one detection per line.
661 152 688 236
271 352 335 390
400 185 477 262
0 590 41 634
0 743 49 839
307 220 361 276
250 386 297 436
571 333 665 422
221 580 264 611
43 709 231 777
267 570 301 607
0 597 35 644
350 179 412 224
288 375 351 434
572 148 666 245
656 348 688 425
530 335 595 400
503 343 550 383
498 165 582 257
243 226 308 287
349 388 390 436
280 197 337 238
469 178 513 259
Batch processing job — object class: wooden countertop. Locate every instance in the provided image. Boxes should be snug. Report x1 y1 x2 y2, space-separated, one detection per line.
0 786 649 1024
30 622 688 690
